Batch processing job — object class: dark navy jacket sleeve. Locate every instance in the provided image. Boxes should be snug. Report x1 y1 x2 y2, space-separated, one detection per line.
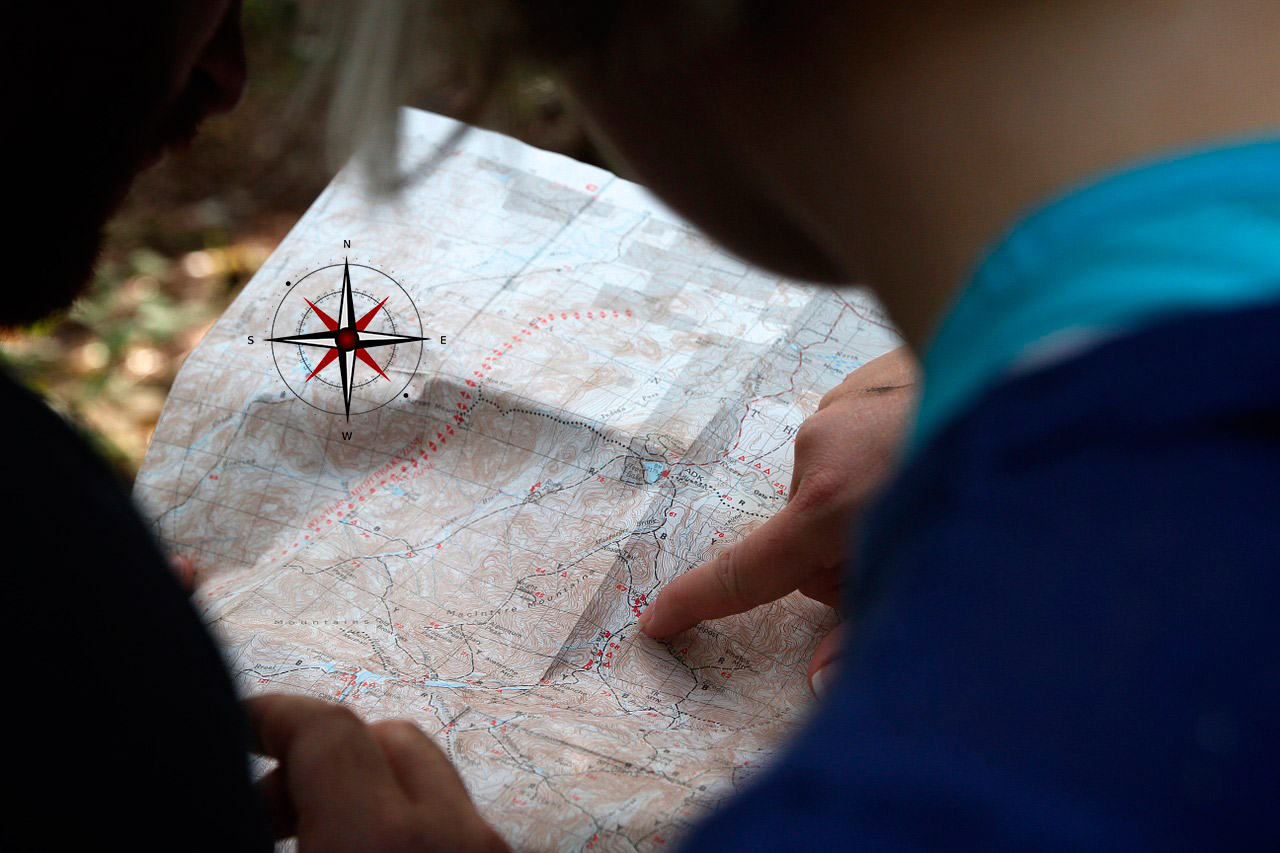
683 302 1280 850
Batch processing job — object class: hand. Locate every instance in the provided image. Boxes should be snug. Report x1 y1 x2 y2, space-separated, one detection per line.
246 694 508 852
637 346 918 693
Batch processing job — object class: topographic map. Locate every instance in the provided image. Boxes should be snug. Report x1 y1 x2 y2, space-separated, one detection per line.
135 109 899 851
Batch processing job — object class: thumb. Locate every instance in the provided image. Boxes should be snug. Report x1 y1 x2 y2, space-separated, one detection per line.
807 623 844 698
639 498 842 639
168 554 197 594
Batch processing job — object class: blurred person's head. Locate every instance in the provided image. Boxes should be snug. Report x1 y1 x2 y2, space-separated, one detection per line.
345 0 1280 347
9 1 245 327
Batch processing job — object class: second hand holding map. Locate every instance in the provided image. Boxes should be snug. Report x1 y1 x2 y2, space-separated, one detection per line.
135 109 899 851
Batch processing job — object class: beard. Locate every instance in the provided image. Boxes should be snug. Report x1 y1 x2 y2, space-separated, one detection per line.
6 0 244 330
11 172 123 329
6 72 216 329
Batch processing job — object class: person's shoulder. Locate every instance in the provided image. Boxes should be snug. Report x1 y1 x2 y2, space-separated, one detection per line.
1 368 274 849
0 367 126 489
1 368 164 576
896 297 1280 511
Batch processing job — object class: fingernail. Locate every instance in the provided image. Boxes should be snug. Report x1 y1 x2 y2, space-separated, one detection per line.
637 605 653 631
810 663 837 699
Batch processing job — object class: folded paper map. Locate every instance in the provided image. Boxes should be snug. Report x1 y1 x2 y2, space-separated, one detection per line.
134 108 899 851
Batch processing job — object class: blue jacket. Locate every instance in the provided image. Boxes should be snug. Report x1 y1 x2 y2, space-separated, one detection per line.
688 300 1280 849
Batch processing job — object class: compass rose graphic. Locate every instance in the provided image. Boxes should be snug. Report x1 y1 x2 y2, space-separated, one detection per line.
268 257 429 420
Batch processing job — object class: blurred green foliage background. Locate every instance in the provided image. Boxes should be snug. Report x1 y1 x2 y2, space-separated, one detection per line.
0 0 595 482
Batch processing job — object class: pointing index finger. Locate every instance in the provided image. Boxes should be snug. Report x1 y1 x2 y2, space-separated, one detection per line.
638 498 842 639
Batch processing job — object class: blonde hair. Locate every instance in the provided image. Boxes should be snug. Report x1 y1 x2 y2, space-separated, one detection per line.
325 0 514 194
324 0 752 193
